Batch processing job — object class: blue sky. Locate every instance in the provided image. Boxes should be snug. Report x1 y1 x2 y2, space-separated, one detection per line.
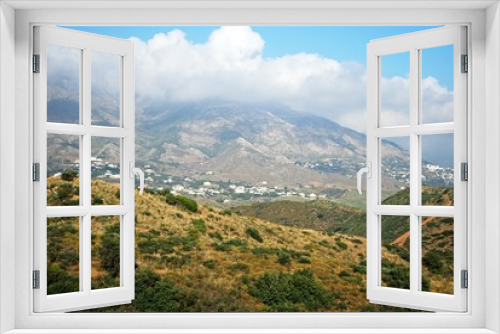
67 26 452 89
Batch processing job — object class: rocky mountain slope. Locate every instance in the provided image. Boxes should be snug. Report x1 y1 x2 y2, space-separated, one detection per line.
47 100 408 191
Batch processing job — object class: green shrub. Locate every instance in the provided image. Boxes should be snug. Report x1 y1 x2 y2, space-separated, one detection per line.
248 269 333 311
246 227 264 243
165 192 198 213
61 169 78 181
277 252 292 266
336 241 348 250
202 260 216 269
208 231 223 240
191 219 207 233
132 267 197 312
213 239 247 252
422 250 447 275
47 263 79 295
228 263 249 271
298 257 311 264
100 223 121 277
221 209 233 216
176 195 198 213
91 196 104 205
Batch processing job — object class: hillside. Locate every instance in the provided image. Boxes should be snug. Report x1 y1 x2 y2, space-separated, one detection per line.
46 176 454 312
234 200 366 237
233 187 455 295
46 176 409 312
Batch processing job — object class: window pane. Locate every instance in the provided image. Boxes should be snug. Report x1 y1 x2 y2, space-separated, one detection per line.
421 216 454 294
47 217 80 295
381 215 410 289
47 134 80 206
91 52 121 127
421 133 454 206
421 45 454 124
380 52 410 127
91 216 121 290
381 137 410 204
47 44 80 124
91 137 121 205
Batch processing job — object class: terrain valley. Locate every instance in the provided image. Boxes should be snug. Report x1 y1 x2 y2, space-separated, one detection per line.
46 99 455 312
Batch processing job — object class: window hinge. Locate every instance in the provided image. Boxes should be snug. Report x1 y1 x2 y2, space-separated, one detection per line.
33 54 40 73
461 54 468 73
461 270 468 289
33 270 40 289
461 162 468 181
33 163 40 182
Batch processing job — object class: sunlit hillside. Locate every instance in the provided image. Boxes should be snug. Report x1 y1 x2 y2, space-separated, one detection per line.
46 175 452 312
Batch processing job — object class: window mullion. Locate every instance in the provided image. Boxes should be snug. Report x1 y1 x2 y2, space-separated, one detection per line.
82 47 92 294
409 47 420 294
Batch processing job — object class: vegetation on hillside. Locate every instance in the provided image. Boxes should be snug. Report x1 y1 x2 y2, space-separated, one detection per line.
46 176 453 312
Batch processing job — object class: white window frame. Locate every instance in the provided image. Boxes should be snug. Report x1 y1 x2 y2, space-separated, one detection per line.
1 2 499 333
366 26 467 312
33 26 136 313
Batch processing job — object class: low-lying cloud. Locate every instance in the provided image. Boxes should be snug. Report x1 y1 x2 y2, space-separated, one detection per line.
48 26 454 132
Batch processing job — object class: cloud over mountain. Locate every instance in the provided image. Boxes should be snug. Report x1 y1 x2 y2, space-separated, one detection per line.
48 26 454 133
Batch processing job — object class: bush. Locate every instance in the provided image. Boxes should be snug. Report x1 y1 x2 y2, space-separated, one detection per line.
246 227 263 243
202 260 216 269
176 195 198 213
336 241 348 250
47 263 79 295
277 252 292 266
191 219 207 233
248 269 333 311
165 192 198 213
101 223 121 277
92 196 104 205
228 263 249 271
298 257 311 264
422 250 446 275
132 267 197 312
61 169 78 181
221 209 233 216
213 239 247 252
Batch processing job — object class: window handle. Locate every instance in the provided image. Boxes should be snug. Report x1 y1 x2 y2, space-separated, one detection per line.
129 162 145 195
357 162 372 195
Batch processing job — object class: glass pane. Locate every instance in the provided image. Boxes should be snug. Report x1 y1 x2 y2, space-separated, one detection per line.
381 137 410 204
380 52 410 127
47 217 80 295
381 215 410 289
421 45 454 124
91 137 121 205
47 134 80 206
91 216 121 289
47 44 80 124
421 133 454 206
91 52 121 126
421 216 454 294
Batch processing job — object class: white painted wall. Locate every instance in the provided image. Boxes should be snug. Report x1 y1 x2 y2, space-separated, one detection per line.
0 2 16 333
485 2 500 333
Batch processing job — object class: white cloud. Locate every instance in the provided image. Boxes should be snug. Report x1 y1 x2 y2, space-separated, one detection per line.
48 26 454 132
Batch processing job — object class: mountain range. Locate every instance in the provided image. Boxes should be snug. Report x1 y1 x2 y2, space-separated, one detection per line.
135 101 407 189
47 98 409 192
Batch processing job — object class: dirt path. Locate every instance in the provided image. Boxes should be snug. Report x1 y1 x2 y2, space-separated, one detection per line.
390 216 435 247
390 193 453 247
